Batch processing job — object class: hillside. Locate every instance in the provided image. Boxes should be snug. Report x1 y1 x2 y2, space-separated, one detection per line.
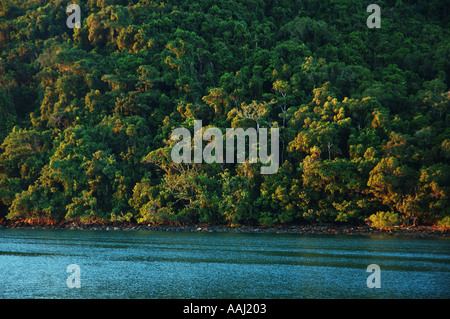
0 0 449 228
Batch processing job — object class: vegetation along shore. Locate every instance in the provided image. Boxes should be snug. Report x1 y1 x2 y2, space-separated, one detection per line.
0 1 449 230
1 218 447 238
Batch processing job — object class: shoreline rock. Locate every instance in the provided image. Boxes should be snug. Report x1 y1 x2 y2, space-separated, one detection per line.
0 220 447 238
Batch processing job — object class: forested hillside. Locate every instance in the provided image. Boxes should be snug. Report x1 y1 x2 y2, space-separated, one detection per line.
0 0 449 228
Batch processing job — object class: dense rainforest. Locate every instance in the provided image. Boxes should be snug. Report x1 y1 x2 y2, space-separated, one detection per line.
0 0 449 229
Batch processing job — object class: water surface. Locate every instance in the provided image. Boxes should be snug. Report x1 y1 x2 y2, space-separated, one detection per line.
0 228 448 299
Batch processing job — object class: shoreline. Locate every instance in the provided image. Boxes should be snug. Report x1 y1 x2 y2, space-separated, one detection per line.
0 220 448 238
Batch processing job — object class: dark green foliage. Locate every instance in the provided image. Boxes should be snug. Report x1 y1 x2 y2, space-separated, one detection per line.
0 0 448 226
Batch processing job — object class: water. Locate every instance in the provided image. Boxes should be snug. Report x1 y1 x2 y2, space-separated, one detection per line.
0 228 448 299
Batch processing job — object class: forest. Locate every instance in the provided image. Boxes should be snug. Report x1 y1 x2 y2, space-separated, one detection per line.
0 0 449 229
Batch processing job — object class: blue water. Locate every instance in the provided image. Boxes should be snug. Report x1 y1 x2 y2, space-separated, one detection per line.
0 228 448 299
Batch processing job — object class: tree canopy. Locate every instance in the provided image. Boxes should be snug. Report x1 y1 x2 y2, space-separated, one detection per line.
0 0 449 227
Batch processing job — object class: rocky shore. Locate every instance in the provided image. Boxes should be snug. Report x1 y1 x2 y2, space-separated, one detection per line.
0 219 448 238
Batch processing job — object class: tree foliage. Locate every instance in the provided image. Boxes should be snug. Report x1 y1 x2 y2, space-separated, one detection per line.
0 0 448 226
